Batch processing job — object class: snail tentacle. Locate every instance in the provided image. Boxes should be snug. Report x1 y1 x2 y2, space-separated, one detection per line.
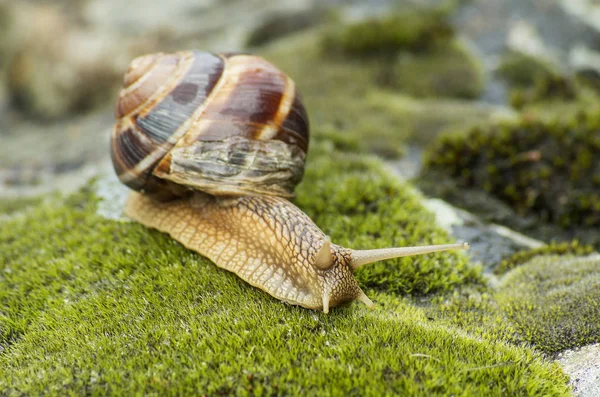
350 243 470 270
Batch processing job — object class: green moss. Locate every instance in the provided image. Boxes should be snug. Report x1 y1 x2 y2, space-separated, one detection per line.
393 39 485 99
422 111 600 228
425 287 518 345
510 74 579 110
496 52 557 87
321 10 453 57
496 254 600 354
0 196 44 215
0 142 571 395
495 51 600 114
496 241 595 275
297 143 481 295
576 69 600 94
317 8 484 100
245 8 334 48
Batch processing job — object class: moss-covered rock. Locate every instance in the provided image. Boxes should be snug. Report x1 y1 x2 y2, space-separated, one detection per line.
393 39 484 99
246 8 334 48
319 10 484 100
321 10 453 57
496 50 600 113
422 112 600 228
509 74 579 110
496 51 557 88
497 254 600 354
496 240 595 275
0 142 573 395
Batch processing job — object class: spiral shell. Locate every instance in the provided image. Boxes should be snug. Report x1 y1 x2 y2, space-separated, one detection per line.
110 51 309 199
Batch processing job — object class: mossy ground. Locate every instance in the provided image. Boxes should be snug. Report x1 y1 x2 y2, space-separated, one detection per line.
320 9 453 57
495 240 595 275
497 255 600 354
425 251 600 358
0 142 571 396
0 195 44 215
2 8 597 395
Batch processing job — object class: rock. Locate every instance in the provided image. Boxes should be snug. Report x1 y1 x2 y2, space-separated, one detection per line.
95 168 131 221
4 4 123 121
557 343 600 397
0 110 114 198
420 196 545 271
559 0 600 35
452 0 600 103
570 45 600 74
570 45 600 93
506 21 558 66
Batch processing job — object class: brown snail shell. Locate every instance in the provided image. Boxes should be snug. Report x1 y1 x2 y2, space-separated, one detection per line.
110 51 309 200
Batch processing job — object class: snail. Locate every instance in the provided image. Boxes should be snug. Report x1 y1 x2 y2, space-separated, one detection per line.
110 51 470 313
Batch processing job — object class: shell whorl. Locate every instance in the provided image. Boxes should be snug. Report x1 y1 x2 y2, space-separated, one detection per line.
111 51 310 199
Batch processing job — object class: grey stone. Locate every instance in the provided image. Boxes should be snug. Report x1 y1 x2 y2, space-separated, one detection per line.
557 343 600 397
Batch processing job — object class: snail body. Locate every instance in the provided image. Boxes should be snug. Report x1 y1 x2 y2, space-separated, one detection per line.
111 51 469 313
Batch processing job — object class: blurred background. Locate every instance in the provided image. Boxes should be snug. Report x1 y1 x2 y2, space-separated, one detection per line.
1 0 599 252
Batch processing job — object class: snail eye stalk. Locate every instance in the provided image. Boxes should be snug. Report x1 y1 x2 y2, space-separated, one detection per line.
350 242 470 270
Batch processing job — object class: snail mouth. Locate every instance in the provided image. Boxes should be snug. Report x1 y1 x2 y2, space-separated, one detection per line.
320 266 363 313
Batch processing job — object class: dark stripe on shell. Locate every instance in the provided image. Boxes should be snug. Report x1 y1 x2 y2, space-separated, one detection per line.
199 58 286 132
111 126 157 190
135 52 224 145
279 92 309 152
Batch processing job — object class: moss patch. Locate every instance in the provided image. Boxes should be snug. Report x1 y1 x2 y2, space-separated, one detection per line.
497 255 600 354
509 75 579 110
0 142 571 395
393 39 484 99
245 8 334 48
496 241 595 275
422 112 600 228
321 10 453 57
496 52 557 88
0 196 44 215
320 10 483 100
